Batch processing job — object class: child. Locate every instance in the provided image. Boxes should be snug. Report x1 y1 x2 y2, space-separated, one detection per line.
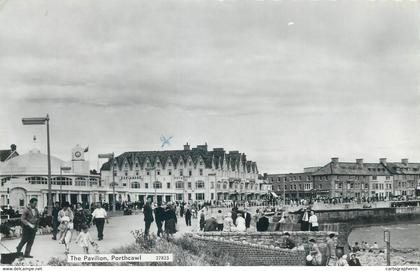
75 224 96 254
58 216 72 255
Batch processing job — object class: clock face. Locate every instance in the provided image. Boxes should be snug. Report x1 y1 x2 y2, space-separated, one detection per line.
75 151 81 158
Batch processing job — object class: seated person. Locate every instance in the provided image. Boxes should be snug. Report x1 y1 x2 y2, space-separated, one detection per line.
256 215 269 232
282 232 295 249
204 216 218 232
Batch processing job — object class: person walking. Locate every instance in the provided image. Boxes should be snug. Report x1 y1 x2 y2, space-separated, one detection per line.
199 208 206 231
75 224 96 254
73 202 87 234
154 202 165 237
143 198 154 239
52 201 60 240
16 198 40 258
180 203 185 218
326 233 338 266
91 203 107 241
244 208 252 231
185 206 192 226
164 204 177 238
216 210 224 231
58 201 74 241
308 210 319 231
235 213 246 232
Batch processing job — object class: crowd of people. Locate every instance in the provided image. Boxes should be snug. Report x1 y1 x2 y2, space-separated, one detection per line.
13 198 107 257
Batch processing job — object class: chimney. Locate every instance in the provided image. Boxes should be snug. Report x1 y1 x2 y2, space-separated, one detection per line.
402 158 408 165
356 159 363 167
183 143 190 151
10 144 16 152
379 158 387 165
331 157 339 165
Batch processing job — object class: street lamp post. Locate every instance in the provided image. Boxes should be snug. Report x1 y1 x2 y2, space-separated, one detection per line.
22 115 52 214
98 153 116 212
60 166 72 206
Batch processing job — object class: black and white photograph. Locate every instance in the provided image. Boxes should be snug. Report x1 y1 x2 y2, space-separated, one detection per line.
0 0 419 268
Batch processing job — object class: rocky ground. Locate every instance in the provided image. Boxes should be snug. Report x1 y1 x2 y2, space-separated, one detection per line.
357 248 420 266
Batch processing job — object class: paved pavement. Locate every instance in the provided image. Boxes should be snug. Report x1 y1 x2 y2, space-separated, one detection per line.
0 212 201 264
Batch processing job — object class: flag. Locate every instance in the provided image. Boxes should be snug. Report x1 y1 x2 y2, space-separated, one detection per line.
84 146 89 152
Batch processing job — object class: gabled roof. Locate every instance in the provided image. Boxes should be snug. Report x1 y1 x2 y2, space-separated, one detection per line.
383 162 420 175
312 162 370 176
0 150 18 162
100 145 258 173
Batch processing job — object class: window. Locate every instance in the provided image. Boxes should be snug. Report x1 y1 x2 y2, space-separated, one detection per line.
372 176 377 180
199 169 203 176
364 184 368 189
153 181 162 189
189 170 192 177
179 169 183 176
211 182 214 189
146 171 150 176
168 170 172 176
167 183 171 189
157 170 160 176
189 162 192 166
147 162 151 167
188 182 192 189
196 181 205 189
135 163 139 168
145 183 149 189
211 193 214 200
196 193 205 200
223 182 227 189
131 182 140 188
386 176 390 180
176 194 183 201
168 162 172 166
124 171 128 177
199 161 203 166
176 181 184 189
136 170 139 176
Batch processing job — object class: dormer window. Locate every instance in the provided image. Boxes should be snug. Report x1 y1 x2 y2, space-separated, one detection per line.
168 162 172 167
199 161 203 166
135 163 139 168
146 162 151 167
189 161 192 166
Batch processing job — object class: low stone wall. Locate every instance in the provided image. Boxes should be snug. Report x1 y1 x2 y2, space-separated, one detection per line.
190 234 307 266
193 231 342 265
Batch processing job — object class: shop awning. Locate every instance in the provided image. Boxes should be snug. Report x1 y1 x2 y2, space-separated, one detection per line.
271 192 279 198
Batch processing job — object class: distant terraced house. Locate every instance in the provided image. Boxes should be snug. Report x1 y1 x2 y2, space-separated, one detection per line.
99 143 265 204
268 157 420 201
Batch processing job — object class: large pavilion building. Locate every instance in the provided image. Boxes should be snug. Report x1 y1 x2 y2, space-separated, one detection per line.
0 144 102 210
99 143 266 204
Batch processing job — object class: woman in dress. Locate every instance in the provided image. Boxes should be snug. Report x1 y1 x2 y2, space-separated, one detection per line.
164 205 177 238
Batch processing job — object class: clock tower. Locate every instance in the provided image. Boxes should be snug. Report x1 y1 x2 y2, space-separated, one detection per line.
72 144 85 161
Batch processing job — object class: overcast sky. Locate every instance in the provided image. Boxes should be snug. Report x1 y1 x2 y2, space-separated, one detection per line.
0 0 419 173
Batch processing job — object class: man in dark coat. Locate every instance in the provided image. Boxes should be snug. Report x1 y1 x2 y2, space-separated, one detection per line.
154 202 165 237
185 206 192 226
143 198 154 239
180 203 185 218
16 198 40 258
244 208 252 230
52 201 60 240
